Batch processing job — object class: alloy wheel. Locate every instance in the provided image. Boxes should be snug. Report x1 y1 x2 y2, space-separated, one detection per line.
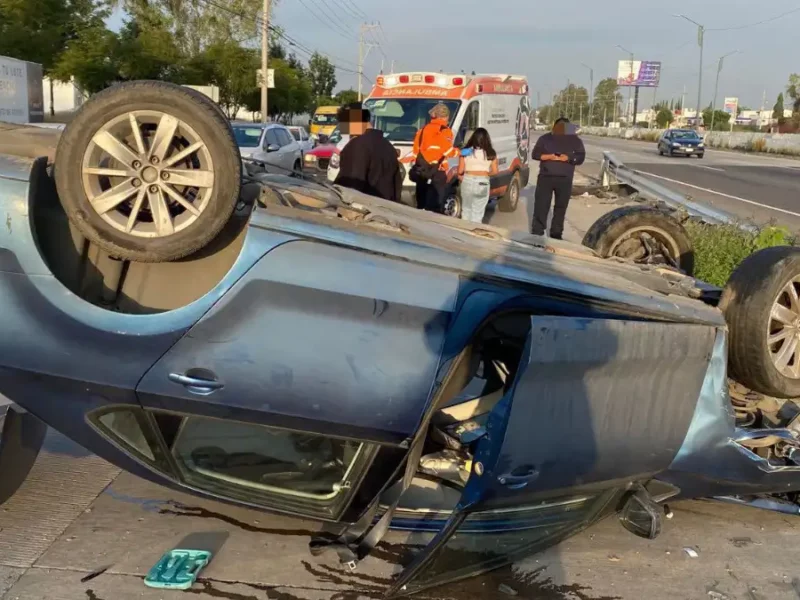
80 110 215 238
768 277 800 379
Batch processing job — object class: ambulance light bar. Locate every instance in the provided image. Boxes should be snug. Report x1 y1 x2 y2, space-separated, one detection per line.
376 74 466 88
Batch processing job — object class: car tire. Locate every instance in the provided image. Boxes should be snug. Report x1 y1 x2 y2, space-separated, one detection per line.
54 80 241 263
720 246 800 398
291 159 302 178
497 171 521 213
443 188 462 218
697 153 704 159
582 205 694 275
658 148 664 156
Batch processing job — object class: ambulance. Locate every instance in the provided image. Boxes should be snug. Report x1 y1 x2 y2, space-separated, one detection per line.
328 72 531 217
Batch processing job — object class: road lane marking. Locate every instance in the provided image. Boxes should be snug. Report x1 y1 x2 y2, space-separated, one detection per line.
634 170 800 218
698 165 725 172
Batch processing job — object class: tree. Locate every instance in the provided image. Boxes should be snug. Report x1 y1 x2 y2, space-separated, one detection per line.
308 52 337 100
787 74 800 113
52 25 120 94
702 107 731 128
203 41 259 118
592 78 621 125
774 92 785 120
551 83 589 124
114 11 185 82
335 89 359 105
261 58 312 121
656 108 674 128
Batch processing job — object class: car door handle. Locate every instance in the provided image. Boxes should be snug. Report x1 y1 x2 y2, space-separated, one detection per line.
497 467 539 490
168 372 224 395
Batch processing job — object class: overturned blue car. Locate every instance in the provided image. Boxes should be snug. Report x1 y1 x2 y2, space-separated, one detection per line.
3 81 800 597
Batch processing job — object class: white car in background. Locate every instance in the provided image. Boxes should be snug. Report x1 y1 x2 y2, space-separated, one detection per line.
288 126 314 156
232 122 303 176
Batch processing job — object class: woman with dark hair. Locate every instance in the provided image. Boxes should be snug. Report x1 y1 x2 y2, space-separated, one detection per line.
457 127 498 223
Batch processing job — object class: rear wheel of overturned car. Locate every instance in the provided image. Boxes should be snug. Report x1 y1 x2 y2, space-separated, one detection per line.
721 246 800 399
55 80 241 263
582 205 695 275
497 171 521 213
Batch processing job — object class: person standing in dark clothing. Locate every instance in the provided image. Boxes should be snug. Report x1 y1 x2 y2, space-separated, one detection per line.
334 103 402 202
530 118 586 239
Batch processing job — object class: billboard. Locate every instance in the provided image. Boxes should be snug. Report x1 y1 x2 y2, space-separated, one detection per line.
0 55 43 123
617 60 661 87
723 97 739 116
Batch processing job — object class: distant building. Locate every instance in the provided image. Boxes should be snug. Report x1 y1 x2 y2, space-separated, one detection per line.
42 77 87 117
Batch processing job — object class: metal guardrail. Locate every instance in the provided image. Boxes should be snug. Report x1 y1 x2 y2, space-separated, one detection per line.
599 151 757 233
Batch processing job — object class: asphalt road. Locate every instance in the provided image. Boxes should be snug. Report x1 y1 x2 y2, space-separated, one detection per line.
578 135 800 232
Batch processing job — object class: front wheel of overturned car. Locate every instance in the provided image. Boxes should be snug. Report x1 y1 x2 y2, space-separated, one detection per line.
582 205 695 275
497 171 521 213
721 246 800 398
55 80 242 263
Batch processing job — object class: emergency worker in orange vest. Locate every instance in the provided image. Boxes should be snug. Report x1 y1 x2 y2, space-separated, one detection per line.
411 103 458 213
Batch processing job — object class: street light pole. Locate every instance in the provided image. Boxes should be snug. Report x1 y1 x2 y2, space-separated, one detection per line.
581 63 594 125
674 14 704 129
710 50 738 132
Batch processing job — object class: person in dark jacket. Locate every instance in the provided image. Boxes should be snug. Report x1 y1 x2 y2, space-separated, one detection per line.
530 117 586 239
333 103 402 202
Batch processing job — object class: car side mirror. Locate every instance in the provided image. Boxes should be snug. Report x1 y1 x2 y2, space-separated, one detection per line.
266 143 280 153
619 488 662 540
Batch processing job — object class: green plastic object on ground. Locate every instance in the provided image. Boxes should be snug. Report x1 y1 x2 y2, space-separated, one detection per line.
144 549 212 590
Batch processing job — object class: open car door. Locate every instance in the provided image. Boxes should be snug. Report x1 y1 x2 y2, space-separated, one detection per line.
387 316 718 597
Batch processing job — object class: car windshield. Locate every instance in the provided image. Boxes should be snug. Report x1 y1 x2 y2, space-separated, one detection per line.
289 129 302 141
328 128 342 144
313 114 337 125
232 126 264 148
672 130 700 140
363 99 461 142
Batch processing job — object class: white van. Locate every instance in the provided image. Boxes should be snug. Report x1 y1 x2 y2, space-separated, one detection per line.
328 72 531 217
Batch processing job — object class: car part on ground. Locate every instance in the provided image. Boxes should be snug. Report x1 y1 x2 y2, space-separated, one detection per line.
582 205 695 275
54 80 242 263
0 404 47 505
721 246 800 399
497 171 521 213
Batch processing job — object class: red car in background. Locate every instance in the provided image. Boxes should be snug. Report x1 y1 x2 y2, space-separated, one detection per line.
303 128 343 176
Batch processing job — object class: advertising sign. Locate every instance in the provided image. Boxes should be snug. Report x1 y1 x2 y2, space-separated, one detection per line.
723 97 739 116
256 68 275 88
616 60 661 87
0 55 43 123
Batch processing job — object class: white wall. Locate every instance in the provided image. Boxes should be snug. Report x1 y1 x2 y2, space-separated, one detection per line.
42 77 86 116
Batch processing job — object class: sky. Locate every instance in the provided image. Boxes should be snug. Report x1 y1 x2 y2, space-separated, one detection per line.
110 0 800 110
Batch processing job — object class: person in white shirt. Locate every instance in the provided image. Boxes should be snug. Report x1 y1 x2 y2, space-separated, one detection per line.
457 128 499 223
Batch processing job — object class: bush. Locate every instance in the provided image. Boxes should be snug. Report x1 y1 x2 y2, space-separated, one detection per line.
684 221 796 287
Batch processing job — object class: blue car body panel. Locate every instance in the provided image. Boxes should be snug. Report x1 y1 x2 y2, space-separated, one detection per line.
4 145 799 593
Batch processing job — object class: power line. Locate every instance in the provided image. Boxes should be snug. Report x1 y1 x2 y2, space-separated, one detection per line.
294 0 355 41
193 0 362 76
708 6 800 31
342 0 367 20
301 0 358 40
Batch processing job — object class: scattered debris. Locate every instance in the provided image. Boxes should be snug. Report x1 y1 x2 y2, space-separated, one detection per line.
708 590 731 600
730 537 760 548
608 555 621 562
664 504 674 519
684 547 699 558
80 565 111 583
498 583 519 596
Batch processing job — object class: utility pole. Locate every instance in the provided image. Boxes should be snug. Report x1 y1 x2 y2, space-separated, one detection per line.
710 50 738 132
759 89 766 129
581 63 594 125
674 14 704 129
260 0 271 124
358 23 379 102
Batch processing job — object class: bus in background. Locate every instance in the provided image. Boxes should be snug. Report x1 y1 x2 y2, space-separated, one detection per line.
327 72 531 218
309 105 339 141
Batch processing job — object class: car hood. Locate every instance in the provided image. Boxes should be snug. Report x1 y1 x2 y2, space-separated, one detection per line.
673 138 703 145
249 175 724 326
